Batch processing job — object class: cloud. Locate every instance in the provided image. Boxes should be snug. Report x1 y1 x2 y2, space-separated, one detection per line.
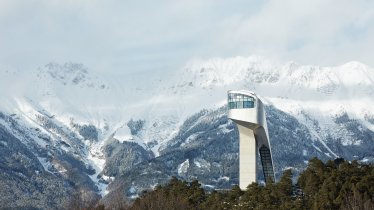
207 0 374 65
0 0 373 74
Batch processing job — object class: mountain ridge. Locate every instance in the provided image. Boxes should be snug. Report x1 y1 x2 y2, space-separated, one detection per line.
0 56 373 208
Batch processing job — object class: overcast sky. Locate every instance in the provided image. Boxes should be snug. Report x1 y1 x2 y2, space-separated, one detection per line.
1 0 373 74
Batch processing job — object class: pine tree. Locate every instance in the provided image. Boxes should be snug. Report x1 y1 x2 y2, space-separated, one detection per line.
201 191 225 210
276 169 294 210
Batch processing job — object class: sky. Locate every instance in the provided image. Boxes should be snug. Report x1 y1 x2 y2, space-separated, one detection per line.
1 0 374 74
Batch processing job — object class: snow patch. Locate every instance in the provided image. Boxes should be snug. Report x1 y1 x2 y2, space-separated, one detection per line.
0 140 8 147
360 157 374 163
302 149 307 156
37 157 54 173
180 133 201 147
113 125 133 143
203 184 215 189
193 158 211 170
86 141 109 196
218 124 232 134
218 176 230 181
178 159 190 176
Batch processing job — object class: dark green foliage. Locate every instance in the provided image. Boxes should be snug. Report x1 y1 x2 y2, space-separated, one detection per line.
78 124 98 141
46 157 374 210
200 190 225 210
103 141 154 177
0 125 74 209
298 158 374 210
128 177 201 210
102 158 373 210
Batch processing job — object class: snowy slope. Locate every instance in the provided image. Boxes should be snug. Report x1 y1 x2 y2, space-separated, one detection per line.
1 57 374 156
0 56 373 199
174 56 374 158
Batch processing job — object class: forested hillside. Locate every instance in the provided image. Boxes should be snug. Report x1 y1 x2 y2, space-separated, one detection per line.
78 158 374 210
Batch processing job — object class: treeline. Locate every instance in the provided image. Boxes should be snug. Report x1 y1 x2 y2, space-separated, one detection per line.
89 158 374 210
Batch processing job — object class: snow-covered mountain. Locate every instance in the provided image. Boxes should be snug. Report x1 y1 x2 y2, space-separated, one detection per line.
178 57 374 151
0 56 373 208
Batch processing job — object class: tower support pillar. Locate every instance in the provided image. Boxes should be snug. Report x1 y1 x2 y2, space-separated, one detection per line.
237 124 257 189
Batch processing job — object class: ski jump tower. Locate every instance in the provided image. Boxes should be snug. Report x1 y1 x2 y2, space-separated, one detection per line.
227 90 275 189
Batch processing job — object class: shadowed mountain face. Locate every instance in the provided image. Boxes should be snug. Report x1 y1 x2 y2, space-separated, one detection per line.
0 112 100 209
1 100 373 209
0 124 72 209
103 105 374 200
0 58 373 208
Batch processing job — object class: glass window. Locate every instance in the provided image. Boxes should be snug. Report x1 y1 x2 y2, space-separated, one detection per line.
228 93 255 109
237 101 243 109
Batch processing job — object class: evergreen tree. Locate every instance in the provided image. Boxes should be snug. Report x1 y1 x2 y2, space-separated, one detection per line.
201 191 225 210
276 169 294 209
88 158 374 210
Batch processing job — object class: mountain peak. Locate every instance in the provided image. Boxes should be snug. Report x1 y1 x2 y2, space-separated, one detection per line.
35 62 108 91
340 61 369 70
41 62 89 86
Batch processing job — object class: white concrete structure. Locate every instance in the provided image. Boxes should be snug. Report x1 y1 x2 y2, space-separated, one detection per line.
227 90 275 189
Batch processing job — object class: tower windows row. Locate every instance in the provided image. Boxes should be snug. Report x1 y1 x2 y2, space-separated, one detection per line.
228 93 255 109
